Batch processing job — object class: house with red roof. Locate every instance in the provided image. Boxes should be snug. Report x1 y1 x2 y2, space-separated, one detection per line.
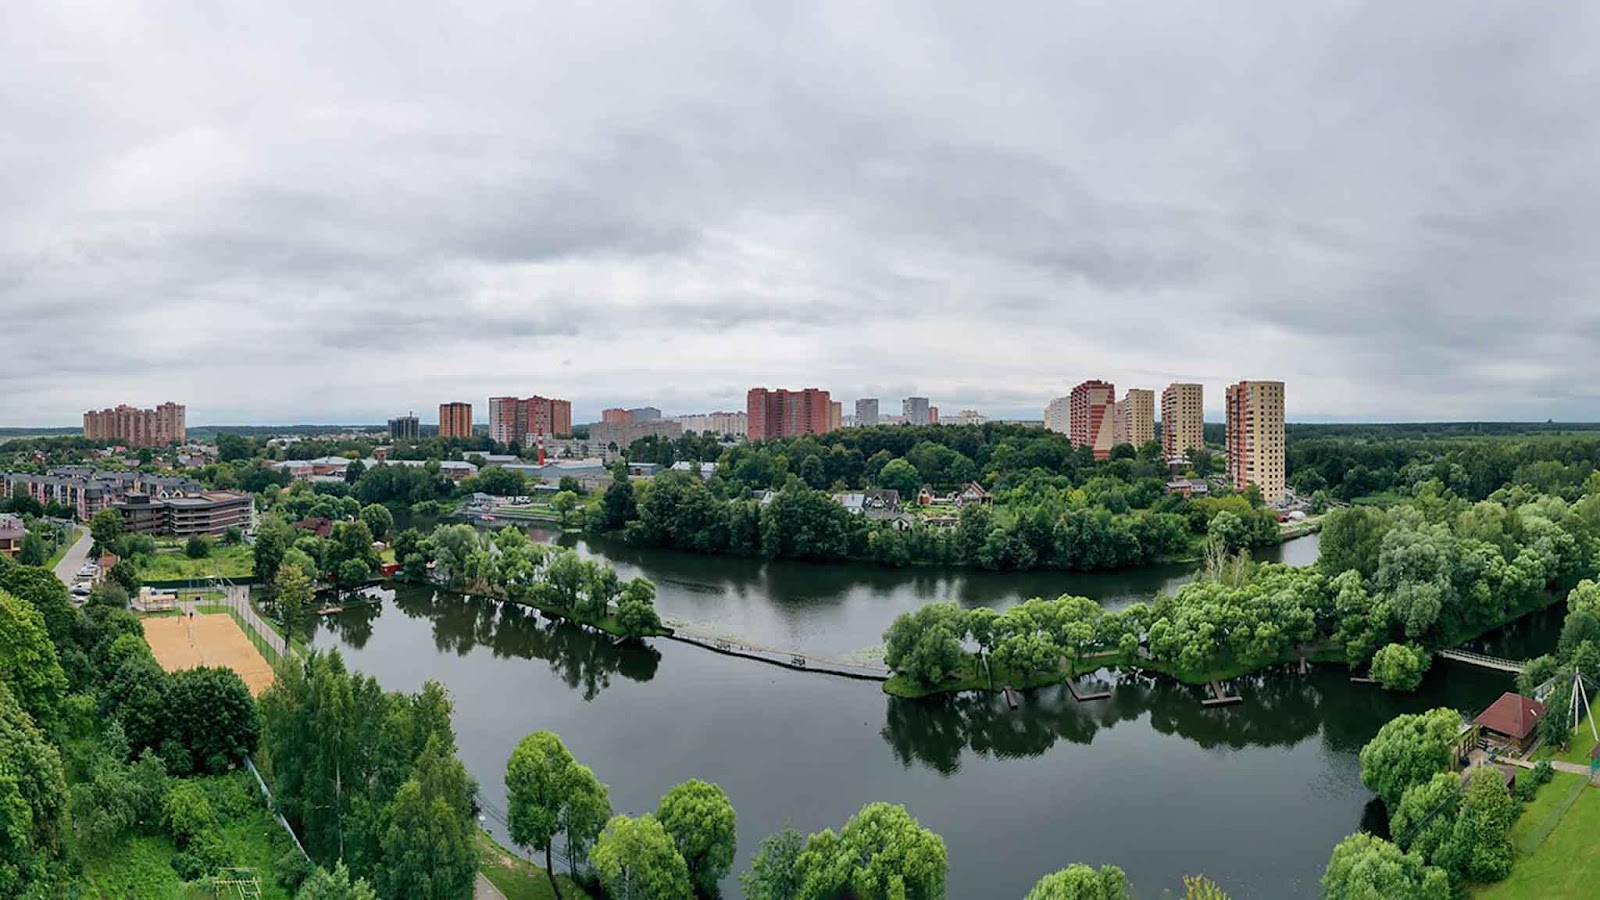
1473 691 1547 754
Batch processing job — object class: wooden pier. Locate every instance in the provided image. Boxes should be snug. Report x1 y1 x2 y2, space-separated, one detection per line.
664 627 891 682
1066 679 1112 702
1202 679 1242 707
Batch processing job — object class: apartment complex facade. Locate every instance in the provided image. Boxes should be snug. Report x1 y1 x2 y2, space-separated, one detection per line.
602 407 662 425
589 419 683 450
82 402 186 447
438 402 474 439
902 397 931 426
488 396 573 445
855 398 880 427
388 414 420 440
747 388 832 441
1161 383 1205 459
115 490 254 537
0 514 26 559
1043 396 1070 435
1114 389 1155 448
670 411 747 436
1225 380 1286 503
1 468 203 521
1069 380 1117 459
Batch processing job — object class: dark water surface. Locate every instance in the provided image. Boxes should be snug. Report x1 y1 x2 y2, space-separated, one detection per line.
307 534 1559 899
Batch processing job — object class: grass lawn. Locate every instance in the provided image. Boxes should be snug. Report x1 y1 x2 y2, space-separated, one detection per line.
78 773 296 900
476 830 595 900
136 542 255 581
1534 699 1600 767
1476 776 1600 899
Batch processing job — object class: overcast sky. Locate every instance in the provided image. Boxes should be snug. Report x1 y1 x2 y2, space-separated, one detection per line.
3 2 1598 426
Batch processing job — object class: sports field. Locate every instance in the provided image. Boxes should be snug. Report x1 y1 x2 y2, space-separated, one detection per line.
143 612 275 695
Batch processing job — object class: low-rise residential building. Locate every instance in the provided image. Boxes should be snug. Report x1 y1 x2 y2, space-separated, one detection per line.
0 514 27 558
0 469 204 521
1472 692 1546 754
114 490 254 538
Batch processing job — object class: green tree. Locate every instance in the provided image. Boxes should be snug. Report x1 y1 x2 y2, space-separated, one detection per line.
375 735 479 900
297 863 379 900
1389 772 1461 865
590 813 693 900
164 666 260 774
1359 708 1462 811
505 730 580 900
1370 643 1432 692
0 680 68 896
1321 833 1448 900
17 532 47 567
559 762 611 880
616 577 662 638
795 802 946 900
656 779 737 894
359 503 394 540
1318 506 1391 580
875 458 922 500
275 563 316 625
0 589 68 731
552 491 579 528
1024 863 1131 899
109 558 140 595
1449 765 1514 882
601 468 638 531
742 827 804 900
185 534 212 559
0 562 78 654
90 508 126 556
883 603 969 687
254 514 296 584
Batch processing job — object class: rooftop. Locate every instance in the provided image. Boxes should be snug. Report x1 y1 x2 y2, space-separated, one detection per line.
1474 692 1546 740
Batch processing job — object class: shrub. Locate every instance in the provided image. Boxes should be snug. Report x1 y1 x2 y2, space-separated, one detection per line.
185 536 212 559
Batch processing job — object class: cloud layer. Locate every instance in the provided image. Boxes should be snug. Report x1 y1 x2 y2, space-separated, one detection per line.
4 1 1599 424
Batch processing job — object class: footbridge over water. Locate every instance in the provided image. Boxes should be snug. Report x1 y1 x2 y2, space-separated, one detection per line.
1436 648 1526 674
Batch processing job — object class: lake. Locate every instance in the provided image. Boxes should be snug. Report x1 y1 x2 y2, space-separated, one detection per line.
307 533 1557 899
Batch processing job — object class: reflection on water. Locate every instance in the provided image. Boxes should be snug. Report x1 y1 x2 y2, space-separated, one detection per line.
312 585 660 700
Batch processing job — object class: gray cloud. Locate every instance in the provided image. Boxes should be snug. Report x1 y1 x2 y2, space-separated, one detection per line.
2 1 1599 425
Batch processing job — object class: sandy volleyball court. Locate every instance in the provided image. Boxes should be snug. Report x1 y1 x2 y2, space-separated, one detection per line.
143 613 275 695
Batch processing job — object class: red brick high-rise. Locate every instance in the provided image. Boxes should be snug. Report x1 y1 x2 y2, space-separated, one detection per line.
746 388 832 441
438 402 474 439
1069 380 1116 460
489 395 572 445
83 402 186 447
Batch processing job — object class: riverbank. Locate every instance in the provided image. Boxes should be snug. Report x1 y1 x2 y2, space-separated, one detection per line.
385 576 672 641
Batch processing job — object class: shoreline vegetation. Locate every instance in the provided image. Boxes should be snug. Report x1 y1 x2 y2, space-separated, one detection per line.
879 483 1600 699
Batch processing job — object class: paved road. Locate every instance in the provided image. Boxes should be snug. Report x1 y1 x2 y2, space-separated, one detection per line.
52 526 91 587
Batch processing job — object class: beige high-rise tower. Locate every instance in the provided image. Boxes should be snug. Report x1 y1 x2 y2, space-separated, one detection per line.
1161 383 1205 459
1114 389 1154 448
1225 380 1285 503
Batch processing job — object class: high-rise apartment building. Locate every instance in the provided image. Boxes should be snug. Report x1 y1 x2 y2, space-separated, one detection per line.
83 402 187 447
438 402 474 440
1069 380 1116 459
828 401 843 432
1114 389 1154 448
1225 381 1286 503
629 407 661 422
488 397 523 445
1044 397 1070 434
388 414 420 441
601 408 631 424
902 397 931 426
489 395 573 445
855 398 879 427
747 388 832 441
1161 383 1205 459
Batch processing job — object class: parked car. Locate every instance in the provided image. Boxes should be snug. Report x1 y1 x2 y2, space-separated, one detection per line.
70 583 91 596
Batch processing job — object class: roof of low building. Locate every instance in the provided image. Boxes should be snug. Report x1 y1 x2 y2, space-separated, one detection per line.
1474 692 1546 740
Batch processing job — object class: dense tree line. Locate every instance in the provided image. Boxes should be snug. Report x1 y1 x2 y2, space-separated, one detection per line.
1288 432 1600 503
605 465 1275 573
885 478 1600 690
259 651 479 899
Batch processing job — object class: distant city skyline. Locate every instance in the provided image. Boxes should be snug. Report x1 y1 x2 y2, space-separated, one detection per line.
6 4 1598 426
